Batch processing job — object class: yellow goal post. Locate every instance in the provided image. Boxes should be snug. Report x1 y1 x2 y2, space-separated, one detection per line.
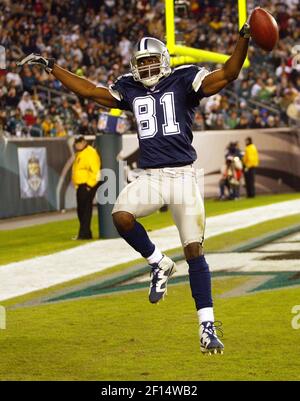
165 0 250 68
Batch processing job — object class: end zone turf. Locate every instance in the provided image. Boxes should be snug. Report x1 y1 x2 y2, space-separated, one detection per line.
0 278 299 381
1 195 300 381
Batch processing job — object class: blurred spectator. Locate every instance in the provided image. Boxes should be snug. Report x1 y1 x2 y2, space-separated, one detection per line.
237 114 250 129
119 36 132 66
239 100 252 121
72 99 83 119
32 93 45 114
266 115 281 128
55 117 67 137
6 109 27 136
18 92 37 117
214 115 225 130
41 115 54 136
5 85 20 108
250 114 264 129
260 108 269 126
22 68 38 94
265 78 277 97
251 78 264 98
30 117 43 137
257 83 273 101
243 137 259 198
23 109 36 127
276 61 291 78
225 141 243 159
78 116 90 136
237 81 251 100
6 63 23 89
226 111 239 129
219 155 243 200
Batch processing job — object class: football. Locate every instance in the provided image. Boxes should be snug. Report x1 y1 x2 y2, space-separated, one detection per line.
249 7 279 52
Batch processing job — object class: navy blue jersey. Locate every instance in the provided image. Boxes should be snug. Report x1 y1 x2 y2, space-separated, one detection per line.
109 65 209 169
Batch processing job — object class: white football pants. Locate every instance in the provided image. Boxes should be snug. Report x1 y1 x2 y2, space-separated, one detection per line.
112 165 205 248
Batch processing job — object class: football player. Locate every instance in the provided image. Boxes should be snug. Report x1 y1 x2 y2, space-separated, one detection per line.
18 22 251 354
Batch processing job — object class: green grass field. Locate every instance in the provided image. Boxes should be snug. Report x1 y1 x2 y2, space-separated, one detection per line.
1 279 299 380
0 193 300 381
0 193 299 265
1 212 299 310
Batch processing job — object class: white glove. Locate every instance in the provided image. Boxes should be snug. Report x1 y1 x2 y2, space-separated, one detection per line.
17 53 55 73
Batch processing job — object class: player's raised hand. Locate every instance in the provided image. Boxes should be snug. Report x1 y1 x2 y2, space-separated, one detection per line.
17 53 55 73
239 22 251 39
239 10 252 39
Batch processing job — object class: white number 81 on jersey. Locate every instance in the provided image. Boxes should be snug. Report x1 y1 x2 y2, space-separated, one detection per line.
133 92 180 139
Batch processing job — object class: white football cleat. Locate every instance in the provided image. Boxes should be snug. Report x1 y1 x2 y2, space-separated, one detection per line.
148 255 176 304
199 321 224 355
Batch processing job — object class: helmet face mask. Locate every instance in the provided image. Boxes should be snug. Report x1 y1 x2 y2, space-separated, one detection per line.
136 55 161 79
130 38 171 87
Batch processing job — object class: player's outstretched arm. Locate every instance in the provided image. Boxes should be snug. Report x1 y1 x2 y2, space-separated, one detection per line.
17 54 118 108
201 23 251 97
51 64 118 108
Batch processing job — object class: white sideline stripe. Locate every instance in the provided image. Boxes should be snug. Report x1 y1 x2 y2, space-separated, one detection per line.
0 199 299 301
132 250 300 284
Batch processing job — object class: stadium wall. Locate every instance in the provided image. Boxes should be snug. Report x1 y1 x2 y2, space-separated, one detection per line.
120 128 300 197
0 128 300 219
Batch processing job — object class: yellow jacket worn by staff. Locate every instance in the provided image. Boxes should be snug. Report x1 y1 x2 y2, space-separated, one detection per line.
243 144 259 169
72 145 101 189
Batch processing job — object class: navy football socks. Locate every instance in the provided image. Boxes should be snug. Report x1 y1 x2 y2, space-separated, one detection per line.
188 255 213 310
117 220 155 258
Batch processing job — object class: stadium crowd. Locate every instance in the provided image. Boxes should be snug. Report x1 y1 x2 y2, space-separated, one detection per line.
0 0 300 137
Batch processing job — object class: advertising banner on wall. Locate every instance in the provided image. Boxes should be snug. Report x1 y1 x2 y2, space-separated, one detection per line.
17 147 48 199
